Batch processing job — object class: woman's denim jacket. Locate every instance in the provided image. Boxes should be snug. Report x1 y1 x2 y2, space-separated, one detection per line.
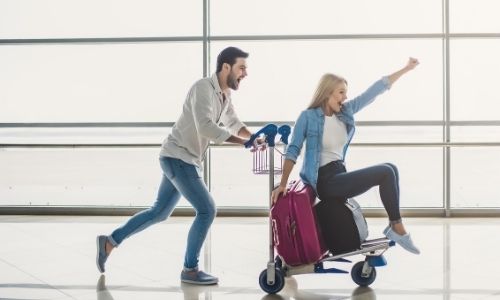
284 77 391 193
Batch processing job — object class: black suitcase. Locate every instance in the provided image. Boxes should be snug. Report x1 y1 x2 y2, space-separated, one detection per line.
315 198 368 255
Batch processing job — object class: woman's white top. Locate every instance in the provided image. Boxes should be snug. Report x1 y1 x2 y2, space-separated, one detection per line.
320 114 348 167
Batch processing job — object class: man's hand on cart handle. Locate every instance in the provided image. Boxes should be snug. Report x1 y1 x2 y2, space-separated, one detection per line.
248 135 267 152
255 136 268 151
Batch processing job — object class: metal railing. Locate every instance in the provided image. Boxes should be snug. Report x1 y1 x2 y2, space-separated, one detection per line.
2 120 500 216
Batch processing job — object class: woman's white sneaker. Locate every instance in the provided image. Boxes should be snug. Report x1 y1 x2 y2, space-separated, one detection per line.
383 226 420 254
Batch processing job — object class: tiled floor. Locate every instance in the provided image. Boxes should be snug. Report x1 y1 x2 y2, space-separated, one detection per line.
1 215 500 300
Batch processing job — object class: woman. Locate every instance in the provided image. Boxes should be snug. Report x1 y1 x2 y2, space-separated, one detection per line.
271 58 420 254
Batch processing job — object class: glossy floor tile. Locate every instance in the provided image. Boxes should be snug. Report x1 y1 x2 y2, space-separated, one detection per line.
1 216 500 300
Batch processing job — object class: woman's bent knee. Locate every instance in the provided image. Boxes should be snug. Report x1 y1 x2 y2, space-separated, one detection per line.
380 163 397 177
383 162 398 172
383 163 399 179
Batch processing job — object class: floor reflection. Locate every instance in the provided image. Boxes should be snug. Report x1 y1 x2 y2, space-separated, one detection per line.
260 277 376 300
96 275 114 300
180 282 219 300
96 274 220 300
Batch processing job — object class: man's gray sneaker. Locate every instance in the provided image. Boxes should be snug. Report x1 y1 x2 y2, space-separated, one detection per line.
181 268 218 285
96 235 109 273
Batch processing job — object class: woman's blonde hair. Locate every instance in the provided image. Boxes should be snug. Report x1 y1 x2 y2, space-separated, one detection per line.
307 73 347 109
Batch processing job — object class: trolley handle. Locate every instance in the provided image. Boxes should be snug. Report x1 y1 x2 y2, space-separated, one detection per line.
244 124 292 148
244 124 278 148
278 125 291 145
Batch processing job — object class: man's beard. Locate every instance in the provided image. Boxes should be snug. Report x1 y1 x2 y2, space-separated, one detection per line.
227 72 239 90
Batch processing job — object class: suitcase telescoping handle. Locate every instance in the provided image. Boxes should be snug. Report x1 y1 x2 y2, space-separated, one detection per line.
244 124 291 148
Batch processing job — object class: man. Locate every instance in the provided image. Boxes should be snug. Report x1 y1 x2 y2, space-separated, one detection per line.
96 47 256 285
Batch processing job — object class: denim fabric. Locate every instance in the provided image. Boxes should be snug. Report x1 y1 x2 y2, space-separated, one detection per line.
285 77 390 193
109 156 216 269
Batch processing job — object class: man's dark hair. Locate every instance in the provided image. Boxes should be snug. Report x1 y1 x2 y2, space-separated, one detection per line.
216 47 249 73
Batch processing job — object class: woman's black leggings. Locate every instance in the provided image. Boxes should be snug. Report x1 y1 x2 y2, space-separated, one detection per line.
316 160 401 221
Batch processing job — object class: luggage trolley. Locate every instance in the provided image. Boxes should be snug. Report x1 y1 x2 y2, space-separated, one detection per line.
245 124 396 295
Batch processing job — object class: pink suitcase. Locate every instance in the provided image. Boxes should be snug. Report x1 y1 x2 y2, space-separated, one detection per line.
271 180 327 266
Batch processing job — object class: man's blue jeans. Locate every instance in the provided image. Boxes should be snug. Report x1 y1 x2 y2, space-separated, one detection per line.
108 156 216 269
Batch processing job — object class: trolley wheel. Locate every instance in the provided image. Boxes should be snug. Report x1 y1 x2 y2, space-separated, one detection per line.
259 268 285 294
351 261 377 287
